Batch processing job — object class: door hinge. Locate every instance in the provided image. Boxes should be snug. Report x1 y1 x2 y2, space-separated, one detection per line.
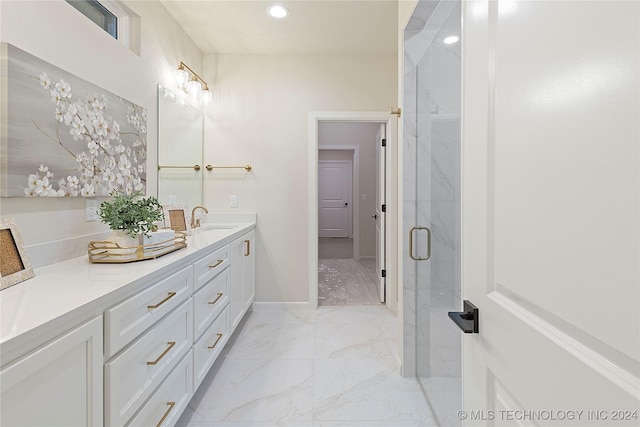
381 269 386 278
381 138 386 147
381 204 387 212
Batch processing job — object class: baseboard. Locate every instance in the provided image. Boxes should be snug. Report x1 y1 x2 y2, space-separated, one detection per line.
251 301 315 310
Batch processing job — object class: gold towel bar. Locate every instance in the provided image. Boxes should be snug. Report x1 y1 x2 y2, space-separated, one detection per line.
206 164 252 171
158 164 201 171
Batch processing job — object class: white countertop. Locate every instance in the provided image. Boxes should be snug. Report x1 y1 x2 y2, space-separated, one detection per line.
0 214 255 364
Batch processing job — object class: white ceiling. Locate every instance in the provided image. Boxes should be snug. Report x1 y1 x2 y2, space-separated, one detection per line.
160 1 398 55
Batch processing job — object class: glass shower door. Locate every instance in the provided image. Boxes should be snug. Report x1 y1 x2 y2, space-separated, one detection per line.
403 1 462 425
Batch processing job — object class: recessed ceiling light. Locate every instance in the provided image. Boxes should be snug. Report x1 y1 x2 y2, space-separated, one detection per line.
443 35 459 45
267 5 289 19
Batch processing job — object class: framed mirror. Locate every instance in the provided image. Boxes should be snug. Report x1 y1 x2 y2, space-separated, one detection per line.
157 85 203 211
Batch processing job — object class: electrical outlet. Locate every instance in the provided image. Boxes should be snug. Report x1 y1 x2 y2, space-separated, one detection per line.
230 195 238 208
86 198 99 221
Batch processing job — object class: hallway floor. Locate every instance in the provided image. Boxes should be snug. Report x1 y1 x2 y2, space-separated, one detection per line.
176 306 435 426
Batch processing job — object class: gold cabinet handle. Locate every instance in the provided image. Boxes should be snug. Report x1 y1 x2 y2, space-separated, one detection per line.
244 240 250 257
148 292 177 309
156 401 175 427
209 259 224 269
208 293 224 305
208 333 224 349
147 341 176 365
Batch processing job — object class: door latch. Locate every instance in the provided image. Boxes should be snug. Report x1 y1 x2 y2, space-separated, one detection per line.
448 300 479 333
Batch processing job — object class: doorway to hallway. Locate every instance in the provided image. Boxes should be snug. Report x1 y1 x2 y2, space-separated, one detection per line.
317 121 384 306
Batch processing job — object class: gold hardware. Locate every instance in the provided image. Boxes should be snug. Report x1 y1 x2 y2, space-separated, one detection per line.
390 107 402 117
208 333 224 349
206 164 252 171
156 401 176 427
178 61 209 91
157 164 201 171
147 341 176 365
409 226 431 261
147 292 177 309
191 205 209 228
209 259 224 269
244 240 250 257
208 292 224 305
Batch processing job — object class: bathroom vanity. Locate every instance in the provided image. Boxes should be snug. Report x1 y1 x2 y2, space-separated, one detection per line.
0 214 256 427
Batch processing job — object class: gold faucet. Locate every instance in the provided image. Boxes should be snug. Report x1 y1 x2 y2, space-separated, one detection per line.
191 205 209 228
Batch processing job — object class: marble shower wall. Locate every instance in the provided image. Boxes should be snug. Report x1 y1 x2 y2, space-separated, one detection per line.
402 0 462 419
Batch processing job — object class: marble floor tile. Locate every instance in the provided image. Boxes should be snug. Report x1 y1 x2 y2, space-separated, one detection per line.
177 306 441 427
315 322 392 359
318 259 381 306
313 358 433 423
185 358 314 423
226 321 315 360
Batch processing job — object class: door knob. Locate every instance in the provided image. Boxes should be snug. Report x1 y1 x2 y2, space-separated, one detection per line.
448 300 479 333
344 202 348 207
372 214 378 219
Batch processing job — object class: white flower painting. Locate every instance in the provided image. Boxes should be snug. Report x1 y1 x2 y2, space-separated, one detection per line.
1 43 147 197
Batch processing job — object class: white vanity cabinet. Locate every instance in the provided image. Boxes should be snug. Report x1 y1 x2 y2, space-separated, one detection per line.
0 217 256 427
229 230 256 329
0 316 103 427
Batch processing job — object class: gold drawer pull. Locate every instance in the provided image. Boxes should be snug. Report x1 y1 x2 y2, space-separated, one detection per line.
208 333 224 349
208 293 224 305
244 240 250 256
156 401 175 427
147 341 176 365
148 292 177 309
209 259 224 269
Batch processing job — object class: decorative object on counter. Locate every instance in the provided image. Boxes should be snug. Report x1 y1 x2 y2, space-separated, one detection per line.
98 191 164 242
0 218 34 290
0 43 147 198
168 209 187 232
88 231 186 263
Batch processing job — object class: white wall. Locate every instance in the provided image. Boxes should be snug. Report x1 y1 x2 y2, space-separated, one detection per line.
0 0 203 267
318 122 380 258
203 53 396 303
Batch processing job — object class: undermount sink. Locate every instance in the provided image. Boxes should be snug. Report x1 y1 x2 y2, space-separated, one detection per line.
198 224 237 230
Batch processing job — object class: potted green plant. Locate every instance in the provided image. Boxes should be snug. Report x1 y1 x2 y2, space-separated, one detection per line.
99 191 164 246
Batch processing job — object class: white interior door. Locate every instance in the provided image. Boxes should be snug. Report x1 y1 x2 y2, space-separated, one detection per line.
375 124 386 302
318 161 352 238
461 0 639 423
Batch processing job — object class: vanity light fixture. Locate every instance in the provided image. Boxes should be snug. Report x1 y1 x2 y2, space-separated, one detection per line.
267 4 289 18
443 35 459 45
175 61 212 106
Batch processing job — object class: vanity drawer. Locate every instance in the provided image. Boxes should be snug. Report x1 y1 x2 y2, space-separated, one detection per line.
193 245 230 291
127 352 192 427
193 306 230 391
105 265 193 357
105 299 192 427
193 268 230 339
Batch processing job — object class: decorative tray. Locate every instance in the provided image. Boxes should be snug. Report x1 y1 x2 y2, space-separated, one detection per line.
88 231 187 263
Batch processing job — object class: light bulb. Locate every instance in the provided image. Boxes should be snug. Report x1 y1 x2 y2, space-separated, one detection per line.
267 5 289 18
202 88 213 106
175 68 188 89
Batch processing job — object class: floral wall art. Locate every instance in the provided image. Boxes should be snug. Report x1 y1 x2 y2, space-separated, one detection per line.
1 43 147 197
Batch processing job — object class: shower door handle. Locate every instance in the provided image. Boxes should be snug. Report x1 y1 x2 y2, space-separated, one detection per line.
409 226 431 260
